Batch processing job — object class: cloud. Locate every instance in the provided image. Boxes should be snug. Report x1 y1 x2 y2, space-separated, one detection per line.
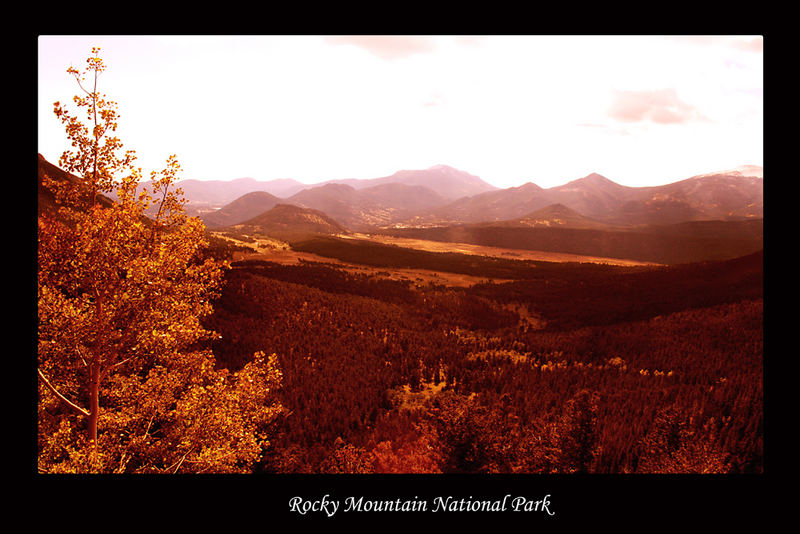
732 36 763 53
665 35 763 53
608 88 705 125
421 92 446 108
323 35 437 60
454 36 486 47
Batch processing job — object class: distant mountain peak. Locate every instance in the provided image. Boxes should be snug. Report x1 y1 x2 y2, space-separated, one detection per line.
380 165 498 200
427 164 463 173
581 172 615 184
553 172 623 192
394 164 473 178
693 165 763 179
734 165 763 178
516 181 545 191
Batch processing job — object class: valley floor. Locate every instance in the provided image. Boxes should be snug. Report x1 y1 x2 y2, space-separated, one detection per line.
219 231 660 289
350 233 661 267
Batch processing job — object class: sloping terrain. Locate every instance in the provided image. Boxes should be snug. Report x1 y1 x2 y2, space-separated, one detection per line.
229 203 348 241
200 191 282 228
380 218 763 265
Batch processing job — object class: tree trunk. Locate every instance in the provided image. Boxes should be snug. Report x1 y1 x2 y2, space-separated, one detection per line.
88 361 101 444
88 291 104 445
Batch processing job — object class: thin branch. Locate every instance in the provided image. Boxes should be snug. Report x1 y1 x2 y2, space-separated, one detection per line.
170 448 193 474
100 356 132 381
116 452 129 474
72 73 92 97
155 180 170 224
37 369 90 417
150 180 172 242
115 412 155 474
143 413 155 438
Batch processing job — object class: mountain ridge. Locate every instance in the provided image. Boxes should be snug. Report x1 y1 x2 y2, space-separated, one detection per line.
96 158 761 229
312 164 499 201
38 152 763 243
37 154 763 265
408 169 762 227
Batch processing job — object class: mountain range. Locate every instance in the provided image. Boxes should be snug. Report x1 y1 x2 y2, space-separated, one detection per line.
191 164 762 231
38 154 764 264
414 170 763 227
314 164 499 200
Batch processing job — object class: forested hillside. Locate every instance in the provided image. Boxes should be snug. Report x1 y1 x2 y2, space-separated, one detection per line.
204 249 763 473
382 220 763 265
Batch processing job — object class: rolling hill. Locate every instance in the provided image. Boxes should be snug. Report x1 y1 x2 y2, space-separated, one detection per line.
488 203 612 230
228 203 348 241
200 191 282 228
284 181 449 230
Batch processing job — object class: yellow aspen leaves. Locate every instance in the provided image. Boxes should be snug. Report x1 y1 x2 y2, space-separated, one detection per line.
38 48 283 474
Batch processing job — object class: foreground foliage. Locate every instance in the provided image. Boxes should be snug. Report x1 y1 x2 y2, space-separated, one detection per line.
38 49 283 473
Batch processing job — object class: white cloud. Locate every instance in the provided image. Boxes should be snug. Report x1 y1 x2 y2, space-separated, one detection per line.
38 35 763 189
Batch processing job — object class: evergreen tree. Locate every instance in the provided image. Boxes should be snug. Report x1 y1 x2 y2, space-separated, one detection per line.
637 407 730 474
557 389 600 473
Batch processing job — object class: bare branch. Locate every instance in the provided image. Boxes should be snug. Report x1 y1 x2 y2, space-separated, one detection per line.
169 448 194 474
38 369 90 417
74 77 92 97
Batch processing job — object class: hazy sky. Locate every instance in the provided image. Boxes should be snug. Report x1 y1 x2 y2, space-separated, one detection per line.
37 35 763 189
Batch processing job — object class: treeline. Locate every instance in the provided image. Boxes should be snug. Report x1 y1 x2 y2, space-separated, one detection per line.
381 221 763 265
470 250 763 330
203 250 763 473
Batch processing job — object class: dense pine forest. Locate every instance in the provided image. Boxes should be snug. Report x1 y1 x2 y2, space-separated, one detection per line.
203 241 763 474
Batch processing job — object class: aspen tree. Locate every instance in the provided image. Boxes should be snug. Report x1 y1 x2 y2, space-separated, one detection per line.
38 48 283 473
